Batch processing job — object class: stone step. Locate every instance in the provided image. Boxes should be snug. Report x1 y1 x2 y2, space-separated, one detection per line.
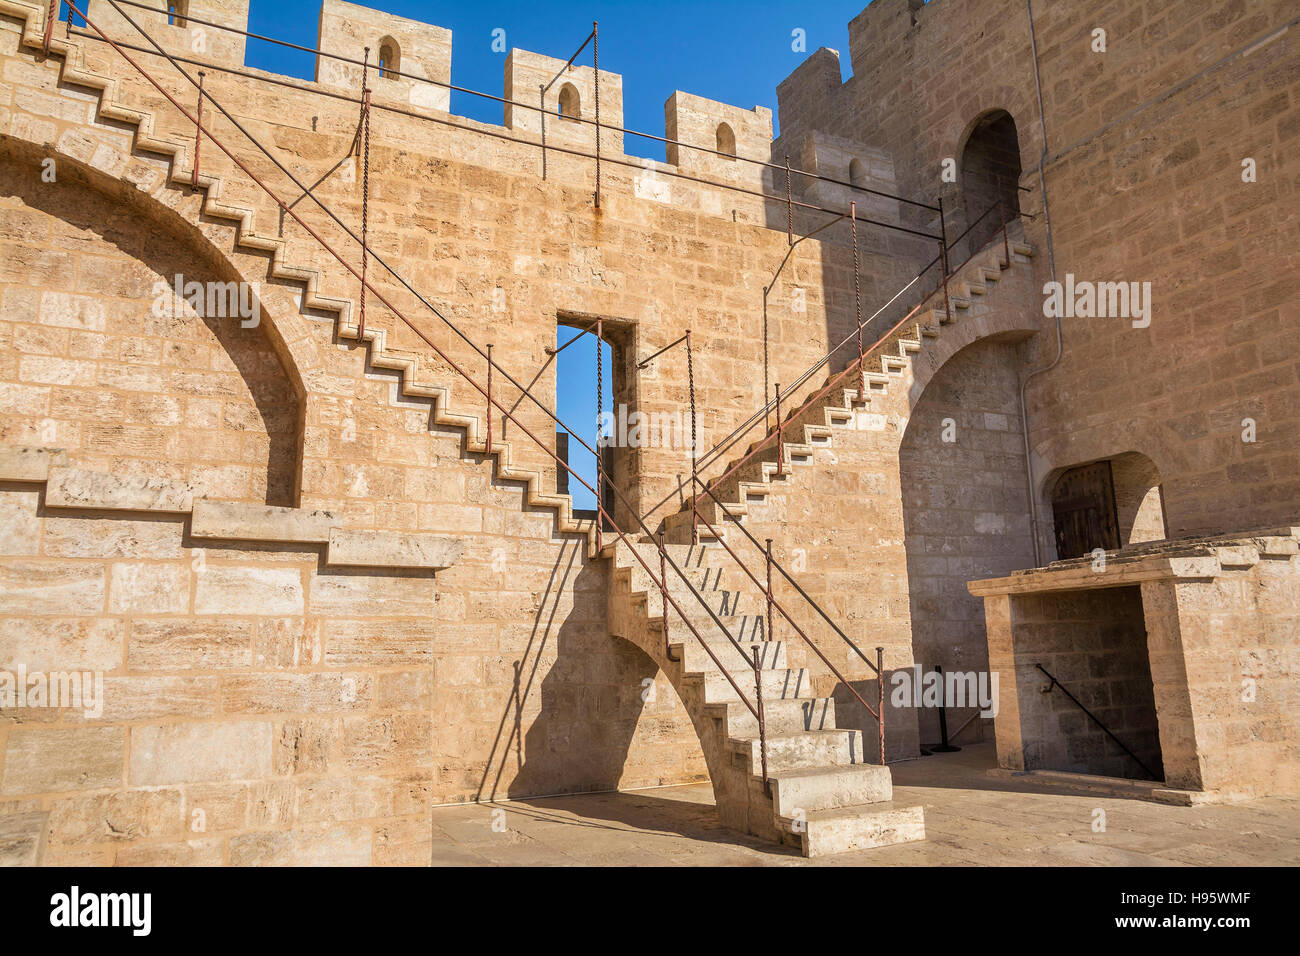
670 638 786 672
731 728 864 772
705 696 836 736
695 666 814 703
648 609 769 642
780 802 926 857
768 762 892 817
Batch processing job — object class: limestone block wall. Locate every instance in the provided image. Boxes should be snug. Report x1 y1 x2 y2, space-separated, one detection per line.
1141 541 1300 797
664 90 771 187
899 339 1035 745
316 0 453 113
776 0 1300 539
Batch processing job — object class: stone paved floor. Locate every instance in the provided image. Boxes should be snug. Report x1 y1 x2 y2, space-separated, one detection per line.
430 743 1300 865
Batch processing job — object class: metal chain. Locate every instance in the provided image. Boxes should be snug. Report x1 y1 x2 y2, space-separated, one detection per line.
592 21 600 209
686 331 697 543
359 49 371 340
852 201 864 397
595 318 603 551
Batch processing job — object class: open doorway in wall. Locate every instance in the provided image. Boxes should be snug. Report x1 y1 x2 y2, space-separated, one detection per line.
1008 586 1164 782
1049 453 1168 560
554 315 636 527
959 109 1022 257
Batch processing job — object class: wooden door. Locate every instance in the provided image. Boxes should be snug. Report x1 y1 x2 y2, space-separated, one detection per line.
1051 461 1121 560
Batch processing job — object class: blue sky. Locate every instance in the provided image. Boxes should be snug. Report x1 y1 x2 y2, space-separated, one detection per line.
239 0 868 160
85 0 876 510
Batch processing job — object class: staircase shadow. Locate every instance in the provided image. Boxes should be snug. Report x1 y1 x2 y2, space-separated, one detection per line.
488 786 802 859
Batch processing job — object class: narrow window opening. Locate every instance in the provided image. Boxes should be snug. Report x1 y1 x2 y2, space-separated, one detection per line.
557 83 581 121
716 122 736 158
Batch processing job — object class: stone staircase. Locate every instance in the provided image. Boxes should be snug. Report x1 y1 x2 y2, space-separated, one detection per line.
2 1 927 857
605 538 925 856
665 233 1035 543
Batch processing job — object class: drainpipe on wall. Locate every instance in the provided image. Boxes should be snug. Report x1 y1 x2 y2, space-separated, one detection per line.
1019 0 1063 567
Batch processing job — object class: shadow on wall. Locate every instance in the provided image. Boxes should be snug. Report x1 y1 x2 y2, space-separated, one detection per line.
0 140 301 505
898 338 1036 748
476 535 670 802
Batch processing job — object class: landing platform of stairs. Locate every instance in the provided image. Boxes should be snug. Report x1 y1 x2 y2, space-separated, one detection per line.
428 743 1300 866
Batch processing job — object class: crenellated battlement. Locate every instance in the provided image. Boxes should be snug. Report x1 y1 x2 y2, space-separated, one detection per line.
64 0 900 231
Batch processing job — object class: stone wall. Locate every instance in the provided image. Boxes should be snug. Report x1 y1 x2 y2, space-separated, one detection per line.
899 338 1035 745
999 586 1163 780
776 0 1300 542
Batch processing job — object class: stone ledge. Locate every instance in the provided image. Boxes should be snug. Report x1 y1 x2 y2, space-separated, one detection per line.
326 528 463 570
0 446 68 482
191 500 337 544
986 768 1221 805
0 451 463 572
968 526 1300 597
45 467 197 513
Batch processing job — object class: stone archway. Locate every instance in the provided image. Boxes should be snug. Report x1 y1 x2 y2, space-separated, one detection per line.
0 135 304 505
958 109 1023 258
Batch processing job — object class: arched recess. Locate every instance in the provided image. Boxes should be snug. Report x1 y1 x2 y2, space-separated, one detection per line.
715 122 736 158
557 82 581 121
898 334 1037 749
1040 451 1168 561
377 36 400 78
848 157 867 187
958 109 1022 256
0 135 306 506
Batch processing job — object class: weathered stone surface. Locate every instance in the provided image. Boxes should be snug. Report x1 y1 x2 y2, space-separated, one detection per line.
0 810 48 865
1 728 125 795
191 500 337 544
128 721 273 786
45 467 198 513
193 566 304 616
327 528 463 569
0 446 65 482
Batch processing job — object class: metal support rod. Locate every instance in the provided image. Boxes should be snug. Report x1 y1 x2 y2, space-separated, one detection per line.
635 332 688 369
659 529 678 662
774 383 783 476
753 646 770 792
1000 195 1010 267
538 84 546 180
1036 663 1159 779
357 50 370 341
592 20 600 209
785 155 793 245
852 200 864 398
931 664 961 753
546 318 599 357
43 0 56 54
938 196 951 325
686 330 697 545
485 343 493 455
594 316 603 553
191 71 205 188
764 538 775 645
877 647 886 764
66 0 73 37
